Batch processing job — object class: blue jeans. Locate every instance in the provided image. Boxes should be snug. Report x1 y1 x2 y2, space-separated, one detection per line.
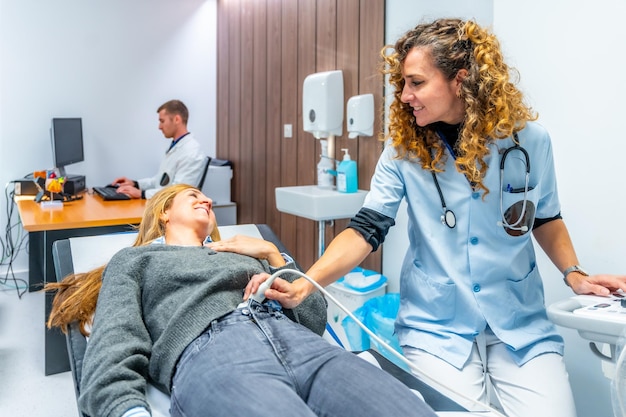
170 302 436 417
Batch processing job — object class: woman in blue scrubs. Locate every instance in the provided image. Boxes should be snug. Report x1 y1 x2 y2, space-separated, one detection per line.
248 18 626 417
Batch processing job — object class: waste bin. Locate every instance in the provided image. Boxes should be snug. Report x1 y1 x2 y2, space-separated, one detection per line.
325 267 387 348
342 293 407 370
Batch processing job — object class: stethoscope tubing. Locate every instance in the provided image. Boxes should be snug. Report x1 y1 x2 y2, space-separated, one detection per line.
431 171 456 228
431 132 531 232
498 135 531 231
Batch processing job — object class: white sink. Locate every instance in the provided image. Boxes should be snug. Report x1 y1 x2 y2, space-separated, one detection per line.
275 186 367 221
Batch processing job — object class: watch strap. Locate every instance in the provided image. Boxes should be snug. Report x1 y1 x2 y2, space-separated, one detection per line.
562 265 588 287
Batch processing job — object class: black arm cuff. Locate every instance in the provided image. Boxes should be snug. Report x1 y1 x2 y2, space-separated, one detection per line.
347 207 395 252
533 212 562 229
141 189 146 199
133 180 139 188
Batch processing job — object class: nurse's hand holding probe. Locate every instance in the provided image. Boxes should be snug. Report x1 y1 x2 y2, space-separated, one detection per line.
243 228 373 307
244 272 304 306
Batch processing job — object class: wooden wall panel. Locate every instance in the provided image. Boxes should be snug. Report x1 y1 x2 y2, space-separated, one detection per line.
357 0 385 271
216 3 229 168
238 2 255 224
251 0 268 223
294 0 318 269
217 0 385 272
329 0 359 258
279 0 299 256
265 0 283 235
223 1 242 214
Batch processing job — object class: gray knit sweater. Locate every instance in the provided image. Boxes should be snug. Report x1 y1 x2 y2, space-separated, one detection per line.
78 245 327 417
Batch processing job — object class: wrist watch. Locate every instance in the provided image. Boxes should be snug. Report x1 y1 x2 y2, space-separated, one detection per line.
562 265 588 287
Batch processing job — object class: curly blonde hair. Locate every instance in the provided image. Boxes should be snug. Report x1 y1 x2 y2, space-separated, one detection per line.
46 184 221 336
382 18 537 194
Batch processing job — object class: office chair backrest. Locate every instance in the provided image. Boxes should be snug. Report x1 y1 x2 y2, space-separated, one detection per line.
197 156 212 189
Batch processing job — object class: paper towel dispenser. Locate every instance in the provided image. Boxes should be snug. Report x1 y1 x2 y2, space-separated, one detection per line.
302 70 343 139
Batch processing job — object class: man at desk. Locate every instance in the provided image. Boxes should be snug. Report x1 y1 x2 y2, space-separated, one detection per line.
112 99 207 199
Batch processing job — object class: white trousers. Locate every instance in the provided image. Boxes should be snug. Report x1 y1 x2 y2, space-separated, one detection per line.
403 328 577 417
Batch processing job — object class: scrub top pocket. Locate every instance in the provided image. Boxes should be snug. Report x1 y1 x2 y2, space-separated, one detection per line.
498 186 538 237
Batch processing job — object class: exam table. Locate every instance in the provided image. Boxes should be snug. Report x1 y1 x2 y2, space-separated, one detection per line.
52 224 498 417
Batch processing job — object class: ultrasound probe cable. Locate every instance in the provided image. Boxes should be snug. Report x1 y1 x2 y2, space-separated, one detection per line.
249 268 506 417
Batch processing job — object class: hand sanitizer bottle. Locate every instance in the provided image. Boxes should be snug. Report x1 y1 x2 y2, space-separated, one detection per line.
317 139 334 189
337 148 357 193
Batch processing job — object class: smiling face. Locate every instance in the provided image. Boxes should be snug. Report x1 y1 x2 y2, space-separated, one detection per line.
161 188 216 244
400 47 467 127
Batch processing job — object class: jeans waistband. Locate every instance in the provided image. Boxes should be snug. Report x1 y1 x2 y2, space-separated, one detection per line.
213 301 283 326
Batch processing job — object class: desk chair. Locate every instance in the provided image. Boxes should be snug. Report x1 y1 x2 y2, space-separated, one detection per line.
52 224 470 417
196 156 212 189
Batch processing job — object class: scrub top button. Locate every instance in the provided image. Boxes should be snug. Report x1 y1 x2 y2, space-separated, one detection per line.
473 284 481 292
470 237 479 245
472 192 480 199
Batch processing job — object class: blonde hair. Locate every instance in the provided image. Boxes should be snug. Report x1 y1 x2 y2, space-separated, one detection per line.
381 18 537 194
46 184 220 335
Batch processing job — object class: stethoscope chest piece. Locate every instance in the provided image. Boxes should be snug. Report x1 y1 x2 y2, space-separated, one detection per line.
442 209 456 228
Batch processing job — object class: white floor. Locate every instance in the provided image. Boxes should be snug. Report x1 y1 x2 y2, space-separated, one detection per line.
0 283 77 416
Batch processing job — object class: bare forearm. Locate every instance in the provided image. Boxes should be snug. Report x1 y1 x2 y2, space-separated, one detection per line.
253 228 374 309
532 219 579 273
533 218 626 294
300 228 373 296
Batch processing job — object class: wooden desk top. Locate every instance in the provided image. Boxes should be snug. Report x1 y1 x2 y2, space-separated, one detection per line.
16 191 147 232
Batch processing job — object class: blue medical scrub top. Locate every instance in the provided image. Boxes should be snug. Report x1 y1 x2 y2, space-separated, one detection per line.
364 121 564 369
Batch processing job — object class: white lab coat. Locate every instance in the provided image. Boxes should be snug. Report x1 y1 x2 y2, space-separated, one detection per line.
137 134 207 199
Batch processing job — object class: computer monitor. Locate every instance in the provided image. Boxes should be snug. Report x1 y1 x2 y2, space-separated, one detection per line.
51 117 84 177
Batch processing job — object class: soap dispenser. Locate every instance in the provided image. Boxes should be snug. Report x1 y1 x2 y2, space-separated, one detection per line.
336 148 357 193
317 139 335 189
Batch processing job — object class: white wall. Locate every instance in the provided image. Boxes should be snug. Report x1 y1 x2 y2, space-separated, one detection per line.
495 2 624 416
0 0 217 273
383 1 621 416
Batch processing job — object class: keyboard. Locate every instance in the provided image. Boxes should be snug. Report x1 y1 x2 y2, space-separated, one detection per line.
93 186 131 201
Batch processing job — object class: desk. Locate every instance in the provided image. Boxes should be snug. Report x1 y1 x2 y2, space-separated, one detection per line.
17 192 145 288
16 192 146 375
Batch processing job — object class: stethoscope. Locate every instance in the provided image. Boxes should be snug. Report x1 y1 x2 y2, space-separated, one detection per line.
497 137 531 233
432 132 531 232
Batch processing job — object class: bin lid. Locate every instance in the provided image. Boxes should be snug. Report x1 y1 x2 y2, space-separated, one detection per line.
335 268 387 293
